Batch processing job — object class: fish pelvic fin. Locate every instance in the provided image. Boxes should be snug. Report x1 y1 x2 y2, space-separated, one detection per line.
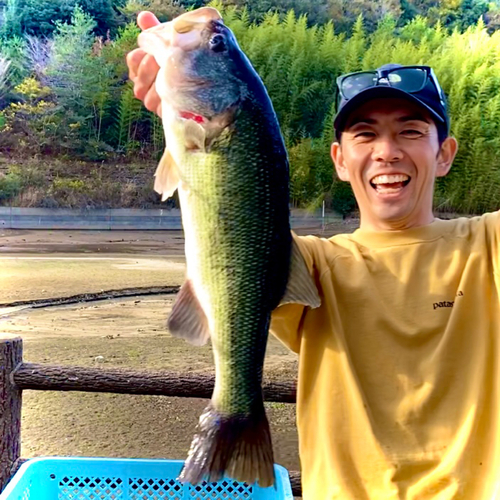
279 238 321 308
154 148 180 201
167 280 210 346
178 400 275 488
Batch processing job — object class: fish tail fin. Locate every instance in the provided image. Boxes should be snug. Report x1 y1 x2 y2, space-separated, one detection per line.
178 400 275 488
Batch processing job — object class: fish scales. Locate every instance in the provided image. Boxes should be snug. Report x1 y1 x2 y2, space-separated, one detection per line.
180 102 291 413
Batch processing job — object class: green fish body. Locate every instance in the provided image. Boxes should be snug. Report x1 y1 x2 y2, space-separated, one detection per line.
138 7 320 487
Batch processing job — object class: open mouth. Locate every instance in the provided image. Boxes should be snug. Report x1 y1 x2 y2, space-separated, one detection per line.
370 174 411 194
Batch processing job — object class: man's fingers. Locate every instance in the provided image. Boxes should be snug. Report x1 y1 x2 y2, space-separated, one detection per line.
126 48 147 81
144 85 162 116
133 53 160 101
137 11 161 31
125 10 162 117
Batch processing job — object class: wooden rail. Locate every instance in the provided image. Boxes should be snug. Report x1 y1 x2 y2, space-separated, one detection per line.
0 337 302 496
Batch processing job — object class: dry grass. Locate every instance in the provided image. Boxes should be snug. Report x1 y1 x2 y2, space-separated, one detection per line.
1 156 171 209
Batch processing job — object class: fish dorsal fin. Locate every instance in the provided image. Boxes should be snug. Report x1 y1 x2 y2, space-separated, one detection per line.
168 280 210 346
154 148 180 201
279 238 321 308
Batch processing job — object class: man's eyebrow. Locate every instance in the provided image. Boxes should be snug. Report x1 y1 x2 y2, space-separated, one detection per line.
397 114 431 124
345 114 431 129
345 117 377 128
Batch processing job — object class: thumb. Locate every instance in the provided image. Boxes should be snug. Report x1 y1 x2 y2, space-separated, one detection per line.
137 11 161 31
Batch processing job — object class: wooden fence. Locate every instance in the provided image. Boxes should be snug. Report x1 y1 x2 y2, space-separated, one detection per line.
0 337 301 496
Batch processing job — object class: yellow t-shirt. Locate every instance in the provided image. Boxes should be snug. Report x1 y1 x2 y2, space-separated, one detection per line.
270 213 500 500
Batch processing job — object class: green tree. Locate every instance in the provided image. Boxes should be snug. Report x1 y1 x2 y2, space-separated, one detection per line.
0 0 22 39
0 57 11 103
455 0 489 29
118 0 185 24
328 0 402 33
17 0 117 37
45 5 116 155
242 0 330 25
0 35 27 88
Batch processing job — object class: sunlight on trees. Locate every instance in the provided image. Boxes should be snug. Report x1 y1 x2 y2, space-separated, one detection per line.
0 1 500 214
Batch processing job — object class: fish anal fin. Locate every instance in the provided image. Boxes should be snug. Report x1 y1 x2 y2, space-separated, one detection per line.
279 238 321 308
168 280 210 346
154 149 180 201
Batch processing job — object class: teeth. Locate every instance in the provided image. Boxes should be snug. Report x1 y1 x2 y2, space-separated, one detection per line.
376 186 403 194
371 174 409 185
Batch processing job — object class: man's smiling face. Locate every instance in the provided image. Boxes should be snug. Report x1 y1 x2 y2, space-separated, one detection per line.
331 97 458 231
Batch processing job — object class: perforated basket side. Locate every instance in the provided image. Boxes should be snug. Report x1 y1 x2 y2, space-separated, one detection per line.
187 479 253 499
57 475 253 499
1 458 292 500
129 476 183 499
58 475 124 499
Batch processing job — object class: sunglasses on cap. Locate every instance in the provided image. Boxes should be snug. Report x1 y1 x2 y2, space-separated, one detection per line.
337 65 446 104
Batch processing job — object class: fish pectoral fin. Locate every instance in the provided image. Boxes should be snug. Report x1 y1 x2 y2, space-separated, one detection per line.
167 280 210 346
279 238 321 308
154 149 180 201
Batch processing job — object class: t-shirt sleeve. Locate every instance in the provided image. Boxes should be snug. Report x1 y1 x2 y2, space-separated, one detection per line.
481 211 500 275
269 233 318 354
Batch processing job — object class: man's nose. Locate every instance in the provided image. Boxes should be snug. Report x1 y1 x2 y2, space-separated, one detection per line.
371 137 403 163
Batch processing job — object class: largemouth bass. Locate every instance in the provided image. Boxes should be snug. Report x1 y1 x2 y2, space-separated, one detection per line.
138 7 320 488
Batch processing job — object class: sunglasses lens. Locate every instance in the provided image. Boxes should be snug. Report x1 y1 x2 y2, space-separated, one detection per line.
342 72 378 99
388 68 427 92
340 68 429 100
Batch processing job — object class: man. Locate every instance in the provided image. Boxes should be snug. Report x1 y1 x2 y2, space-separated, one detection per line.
127 12 500 500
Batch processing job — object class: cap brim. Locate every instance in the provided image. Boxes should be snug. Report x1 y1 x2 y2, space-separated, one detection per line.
333 86 445 137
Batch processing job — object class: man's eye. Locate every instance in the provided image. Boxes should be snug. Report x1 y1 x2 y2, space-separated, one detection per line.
401 129 422 136
355 131 375 138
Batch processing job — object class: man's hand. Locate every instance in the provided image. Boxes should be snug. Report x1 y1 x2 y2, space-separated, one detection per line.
126 11 162 117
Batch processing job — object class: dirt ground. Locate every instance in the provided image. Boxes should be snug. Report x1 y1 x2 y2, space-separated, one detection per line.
0 222 358 488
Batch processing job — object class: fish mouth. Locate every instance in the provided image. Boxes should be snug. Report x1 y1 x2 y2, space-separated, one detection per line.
369 173 411 194
172 7 222 34
148 7 223 54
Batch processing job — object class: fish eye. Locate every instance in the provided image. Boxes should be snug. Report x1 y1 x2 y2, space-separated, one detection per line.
209 34 226 53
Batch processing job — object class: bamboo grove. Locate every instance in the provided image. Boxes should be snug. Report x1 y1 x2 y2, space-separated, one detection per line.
1 1 500 215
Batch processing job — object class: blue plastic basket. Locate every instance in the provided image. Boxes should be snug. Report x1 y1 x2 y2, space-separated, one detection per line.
0 457 293 500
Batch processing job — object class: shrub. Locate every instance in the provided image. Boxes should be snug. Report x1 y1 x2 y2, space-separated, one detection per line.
0 172 22 203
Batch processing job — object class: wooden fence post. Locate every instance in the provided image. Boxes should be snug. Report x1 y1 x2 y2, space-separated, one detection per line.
0 337 22 492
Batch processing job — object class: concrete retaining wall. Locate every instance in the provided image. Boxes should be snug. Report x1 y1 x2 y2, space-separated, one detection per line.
0 207 337 230
0 208 183 230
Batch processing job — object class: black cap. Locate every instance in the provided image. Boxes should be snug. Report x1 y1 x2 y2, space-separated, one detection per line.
334 63 450 140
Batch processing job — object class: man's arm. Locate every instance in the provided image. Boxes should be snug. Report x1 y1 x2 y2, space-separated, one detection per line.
126 11 162 116
270 303 307 354
270 234 320 353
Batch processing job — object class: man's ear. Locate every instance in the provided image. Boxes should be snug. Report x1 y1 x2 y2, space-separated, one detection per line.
331 141 350 181
436 136 458 177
